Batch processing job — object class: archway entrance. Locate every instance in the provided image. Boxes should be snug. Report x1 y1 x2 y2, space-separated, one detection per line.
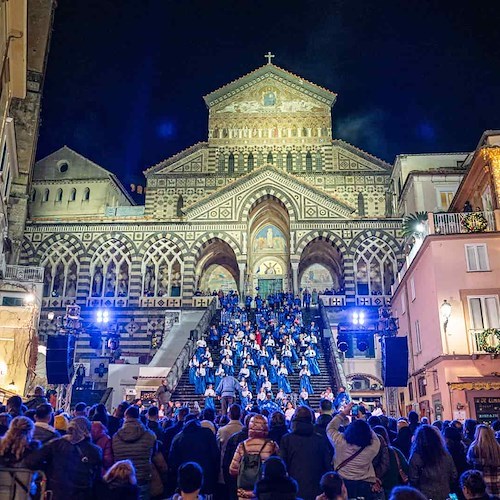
195 239 239 294
299 238 344 294
248 196 290 295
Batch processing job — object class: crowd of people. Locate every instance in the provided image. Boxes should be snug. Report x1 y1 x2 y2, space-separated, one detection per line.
188 292 324 413
0 390 499 500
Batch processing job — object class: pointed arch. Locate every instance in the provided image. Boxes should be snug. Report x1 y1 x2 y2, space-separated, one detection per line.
305 151 313 173
247 153 254 172
56 188 63 202
228 153 235 174
70 188 77 202
43 188 49 202
218 153 225 173
286 152 293 172
83 187 90 201
237 187 300 223
267 151 273 164
141 238 184 297
315 151 322 172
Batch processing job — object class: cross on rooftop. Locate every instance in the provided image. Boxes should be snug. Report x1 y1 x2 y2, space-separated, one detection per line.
264 51 275 64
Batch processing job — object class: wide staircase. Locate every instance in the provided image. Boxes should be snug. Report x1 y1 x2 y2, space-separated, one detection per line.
171 307 337 412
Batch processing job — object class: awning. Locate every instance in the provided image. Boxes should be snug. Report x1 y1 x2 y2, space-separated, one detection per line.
449 381 500 391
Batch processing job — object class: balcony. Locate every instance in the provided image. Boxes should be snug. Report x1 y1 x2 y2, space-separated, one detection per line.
470 329 500 355
3 265 44 283
432 211 496 235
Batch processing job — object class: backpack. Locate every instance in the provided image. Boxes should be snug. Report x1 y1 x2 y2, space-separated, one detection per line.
237 440 269 491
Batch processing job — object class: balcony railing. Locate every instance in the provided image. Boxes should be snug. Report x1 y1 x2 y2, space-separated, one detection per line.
433 211 496 235
470 328 500 355
4 265 44 283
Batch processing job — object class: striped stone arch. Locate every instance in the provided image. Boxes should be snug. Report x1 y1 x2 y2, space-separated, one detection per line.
348 229 403 258
34 233 87 264
19 237 36 265
295 230 349 257
137 232 189 257
190 232 242 261
236 187 299 223
346 372 384 386
86 232 137 258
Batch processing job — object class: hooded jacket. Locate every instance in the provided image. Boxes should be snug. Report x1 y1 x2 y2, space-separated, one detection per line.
169 418 220 494
279 419 332 500
33 422 60 444
91 421 114 471
112 418 156 484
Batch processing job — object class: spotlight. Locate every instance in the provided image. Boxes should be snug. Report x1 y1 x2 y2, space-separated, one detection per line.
96 309 110 324
47 311 55 321
357 334 370 352
352 311 365 326
24 293 35 304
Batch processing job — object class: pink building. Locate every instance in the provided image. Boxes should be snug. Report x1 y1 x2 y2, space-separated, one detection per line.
391 132 500 423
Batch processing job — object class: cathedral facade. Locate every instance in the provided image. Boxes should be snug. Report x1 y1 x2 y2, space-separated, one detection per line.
23 62 403 361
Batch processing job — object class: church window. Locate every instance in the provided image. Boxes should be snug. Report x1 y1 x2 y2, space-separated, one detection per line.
296 152 302 170
355 237 397 296
70 188 77 202
83 187 90 201
267 152 273 165
247 153 254 172
228 153 235 175
90 239 130 298
257 152 263 167
41 241 79 298
357 192 365 216
58 161 69 173
31 189 36 202
142 238 183 297
276 152 283 169
43 188 49 202
56 188 63 202
238 152 244 172
286 152 293 172
315 151 322 172
305 152 313 173
176 194 184 217
218 154 225 173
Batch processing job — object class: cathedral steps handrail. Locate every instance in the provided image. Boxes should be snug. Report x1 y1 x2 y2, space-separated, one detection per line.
165 297 217 397
318 299 349 394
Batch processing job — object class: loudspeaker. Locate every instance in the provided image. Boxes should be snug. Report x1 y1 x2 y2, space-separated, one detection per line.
46 334 76 384
382 336 409 387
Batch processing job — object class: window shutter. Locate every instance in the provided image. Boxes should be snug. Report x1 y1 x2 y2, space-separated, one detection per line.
485 297 500 328
469 298 484 330
477 245 488 271
466 246 478 271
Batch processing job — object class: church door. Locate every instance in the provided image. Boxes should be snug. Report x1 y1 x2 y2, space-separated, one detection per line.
258 278 283 296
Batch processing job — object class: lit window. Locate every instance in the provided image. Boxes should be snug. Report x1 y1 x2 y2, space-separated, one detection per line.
468 295 500 330
439 191 454 209
465 244 489 272
417 376 427 397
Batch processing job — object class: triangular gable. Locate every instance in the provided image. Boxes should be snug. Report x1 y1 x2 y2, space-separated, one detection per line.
204 64 337 109
144 142 208 176
332 140 392 173
184 165 355 222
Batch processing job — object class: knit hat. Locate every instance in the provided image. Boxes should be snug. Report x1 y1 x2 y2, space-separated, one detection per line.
54 414 68 431
248 414 268 438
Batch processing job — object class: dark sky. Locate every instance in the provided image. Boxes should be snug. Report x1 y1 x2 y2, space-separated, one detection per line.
38 0 500 187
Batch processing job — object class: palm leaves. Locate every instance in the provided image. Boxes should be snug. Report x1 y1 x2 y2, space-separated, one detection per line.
402 212 428 239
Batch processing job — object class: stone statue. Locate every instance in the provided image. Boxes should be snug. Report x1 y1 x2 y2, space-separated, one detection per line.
92 267 103 296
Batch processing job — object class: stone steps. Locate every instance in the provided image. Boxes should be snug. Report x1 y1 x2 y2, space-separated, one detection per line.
171 309 337 412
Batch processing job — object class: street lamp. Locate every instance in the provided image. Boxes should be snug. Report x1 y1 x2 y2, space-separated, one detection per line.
441 300 452 333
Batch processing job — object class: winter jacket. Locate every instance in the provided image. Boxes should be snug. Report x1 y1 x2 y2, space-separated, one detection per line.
91 421 114 472
223 427 248 500
169 419 220 495
25 395 48 410
218 419 244 483
314 414 334 460
112 418 156 485
25 437 102 500
106 415 123 437
155 385 169 405
268 424 289 446
326 414 380 483
0 441 41 500
379 446 409 496
279 420 331 500
409 451 458 500
33 422 60 444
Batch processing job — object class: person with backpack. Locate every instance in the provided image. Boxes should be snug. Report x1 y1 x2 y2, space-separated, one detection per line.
229 414 279 499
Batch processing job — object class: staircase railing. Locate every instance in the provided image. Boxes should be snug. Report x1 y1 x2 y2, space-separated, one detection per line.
318 299 349 393
165 297 217 398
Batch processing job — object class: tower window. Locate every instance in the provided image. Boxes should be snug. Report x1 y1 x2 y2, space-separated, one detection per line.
228 153 235 174
43 189 50 202
58 161 69 173
248 153 254 172
83 188 90 201
306 152 313 173
70 188 77 202
56 188 63 202
286 152 293 172
267 152 273 165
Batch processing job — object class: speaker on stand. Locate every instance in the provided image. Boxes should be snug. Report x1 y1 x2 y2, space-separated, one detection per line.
46 334 76 385
382 336 409 387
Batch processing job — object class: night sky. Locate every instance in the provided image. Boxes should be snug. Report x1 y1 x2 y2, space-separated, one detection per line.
38 0 500 188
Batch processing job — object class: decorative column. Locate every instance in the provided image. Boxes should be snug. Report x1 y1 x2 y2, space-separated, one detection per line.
238 261 246 300
291 261 299 296
483 148 500 208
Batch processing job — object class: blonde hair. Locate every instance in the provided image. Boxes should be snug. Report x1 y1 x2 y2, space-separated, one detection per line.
104 460 137 485
469 424 500 466
0 416 34 461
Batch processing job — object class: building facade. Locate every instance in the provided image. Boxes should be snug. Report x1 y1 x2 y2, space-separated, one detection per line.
23 62 404 384
391 131 500 422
